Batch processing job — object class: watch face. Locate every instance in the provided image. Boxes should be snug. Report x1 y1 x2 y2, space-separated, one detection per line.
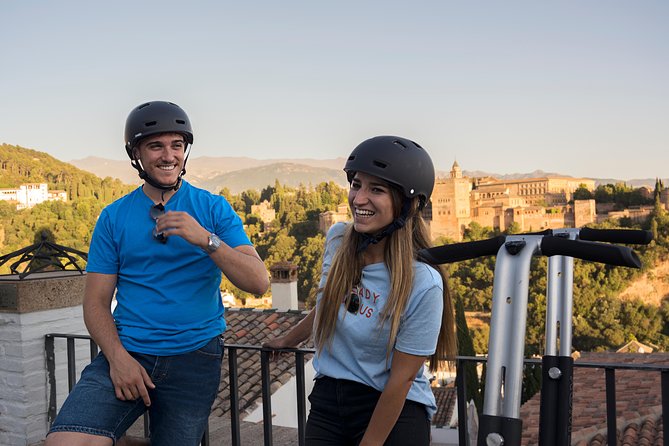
207 234 221 253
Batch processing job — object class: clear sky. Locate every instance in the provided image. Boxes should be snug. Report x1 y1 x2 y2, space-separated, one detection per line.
1 1 667 180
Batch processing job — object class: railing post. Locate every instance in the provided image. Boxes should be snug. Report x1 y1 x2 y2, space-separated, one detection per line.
456 357 469 446
661 370 668 446
89 339 98 361
605 368 617 445
45 335 57 425
66 337 76 392
201 424 210 446
295 351 307 446
228 347 241 446
260 349 274 446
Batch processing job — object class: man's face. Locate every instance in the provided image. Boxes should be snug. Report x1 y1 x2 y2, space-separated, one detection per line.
134 133 186 186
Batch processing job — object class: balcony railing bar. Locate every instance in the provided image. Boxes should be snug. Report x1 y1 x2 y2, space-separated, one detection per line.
605 368 617 446
227 347 241 446
455 358 469 446
295 350 307 446
260 349 273 446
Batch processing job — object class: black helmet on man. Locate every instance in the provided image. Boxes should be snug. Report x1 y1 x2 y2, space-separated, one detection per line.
124 101 194 191
124 101 194 156
344 135 435 210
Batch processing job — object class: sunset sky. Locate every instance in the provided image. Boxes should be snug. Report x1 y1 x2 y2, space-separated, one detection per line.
1 1 667 180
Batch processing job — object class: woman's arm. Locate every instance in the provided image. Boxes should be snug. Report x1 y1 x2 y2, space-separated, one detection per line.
359 350 427 446
263 308 315 350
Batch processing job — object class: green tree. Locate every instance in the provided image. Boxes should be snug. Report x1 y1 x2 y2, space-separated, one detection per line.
299 234 325 308
572 184 593 200
454 297 483 411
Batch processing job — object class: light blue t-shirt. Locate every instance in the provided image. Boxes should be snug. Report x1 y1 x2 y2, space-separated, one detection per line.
86 181 251 355
313 223 444 419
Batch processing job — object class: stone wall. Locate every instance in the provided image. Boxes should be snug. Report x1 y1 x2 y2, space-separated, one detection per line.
0 272 88 446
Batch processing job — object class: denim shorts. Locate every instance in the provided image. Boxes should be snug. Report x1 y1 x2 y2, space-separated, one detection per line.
49 335 224 446
305 376 430 445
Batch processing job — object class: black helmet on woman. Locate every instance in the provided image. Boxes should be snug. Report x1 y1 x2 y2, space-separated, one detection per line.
344 135 435 210
124 101 194 191
344 135 435 252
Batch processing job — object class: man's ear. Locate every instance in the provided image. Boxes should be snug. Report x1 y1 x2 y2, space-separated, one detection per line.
131 146 140 160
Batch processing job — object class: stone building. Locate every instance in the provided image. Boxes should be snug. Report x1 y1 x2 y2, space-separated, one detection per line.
0 183 67 210
318 204 349 234
250 200 276 224
426 161 472 241
427 162 597 241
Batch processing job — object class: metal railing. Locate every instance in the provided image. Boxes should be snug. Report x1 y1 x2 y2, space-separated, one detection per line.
44 334 315 446
46 334 667 446
455 356 669 446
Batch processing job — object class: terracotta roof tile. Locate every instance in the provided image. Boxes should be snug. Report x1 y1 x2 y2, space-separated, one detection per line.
432 384 457 427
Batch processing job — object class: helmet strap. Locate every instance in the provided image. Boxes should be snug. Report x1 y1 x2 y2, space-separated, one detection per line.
356 199 412 253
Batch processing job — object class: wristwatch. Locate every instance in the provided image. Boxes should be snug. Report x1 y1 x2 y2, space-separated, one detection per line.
204 233 222 254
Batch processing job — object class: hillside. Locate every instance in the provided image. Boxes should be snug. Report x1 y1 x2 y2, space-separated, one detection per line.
0 143 106 188
69 156 349 192
70 156 666 193
195 163 348 194
618 260 669 307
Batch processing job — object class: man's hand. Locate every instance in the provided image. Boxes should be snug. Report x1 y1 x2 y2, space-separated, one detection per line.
108 351 156 406
155 211 209 248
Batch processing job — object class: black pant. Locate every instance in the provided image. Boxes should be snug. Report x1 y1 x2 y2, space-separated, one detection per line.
305 376 430 446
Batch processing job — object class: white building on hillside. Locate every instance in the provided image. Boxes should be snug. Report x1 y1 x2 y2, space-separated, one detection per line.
0 183 67 209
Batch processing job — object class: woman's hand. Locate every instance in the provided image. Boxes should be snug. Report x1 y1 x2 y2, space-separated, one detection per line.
263 336 294 361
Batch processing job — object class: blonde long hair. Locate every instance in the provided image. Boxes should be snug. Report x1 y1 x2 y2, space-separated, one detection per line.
313 187 456 372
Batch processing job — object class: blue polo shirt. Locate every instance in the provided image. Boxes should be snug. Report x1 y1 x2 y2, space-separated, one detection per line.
86 181 251 355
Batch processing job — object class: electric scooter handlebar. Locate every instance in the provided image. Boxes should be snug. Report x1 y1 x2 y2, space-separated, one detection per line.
578 227 652 245
419 232 643 269
540 237 641 268
418 235 506 264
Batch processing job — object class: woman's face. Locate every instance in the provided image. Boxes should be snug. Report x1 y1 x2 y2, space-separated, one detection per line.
348 172 395 234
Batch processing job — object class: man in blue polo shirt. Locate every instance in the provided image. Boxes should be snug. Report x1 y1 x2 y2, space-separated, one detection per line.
46 101 269 446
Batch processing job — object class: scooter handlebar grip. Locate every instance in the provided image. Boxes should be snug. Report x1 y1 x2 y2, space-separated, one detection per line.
579 227 653 245
418 236 506 264
540 237 641 268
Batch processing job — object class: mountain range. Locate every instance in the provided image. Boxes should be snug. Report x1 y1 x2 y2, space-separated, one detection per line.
69 156 665 194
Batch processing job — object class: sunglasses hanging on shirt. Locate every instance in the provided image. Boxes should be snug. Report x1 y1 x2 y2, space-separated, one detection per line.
347 292 360 314
150 203 167 244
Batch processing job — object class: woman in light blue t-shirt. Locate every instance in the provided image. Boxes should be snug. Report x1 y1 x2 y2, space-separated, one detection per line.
266 136 456 445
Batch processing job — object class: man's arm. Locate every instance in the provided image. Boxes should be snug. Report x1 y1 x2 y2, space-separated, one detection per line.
83 272 155 406
155 211 269 295
208 243 269 295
